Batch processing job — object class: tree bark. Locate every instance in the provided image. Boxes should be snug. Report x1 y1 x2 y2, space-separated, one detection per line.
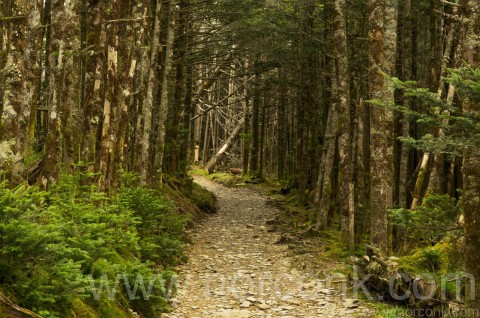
42 0 77 185
368 0 396 254
0 0 43 180
461 0 480 315
139 0 162 184
154 0 177 184
249 68 261 178
242 69 250 174
98 2 120 192
169 0 189 174
332 0 354 251
276 69 287 180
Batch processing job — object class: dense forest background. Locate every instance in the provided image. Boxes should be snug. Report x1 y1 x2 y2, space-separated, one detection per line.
1 0 480 317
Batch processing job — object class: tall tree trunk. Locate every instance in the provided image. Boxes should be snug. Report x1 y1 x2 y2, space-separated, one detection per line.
169 0 189 174
331 0 354 251
399 0 414 209
428 0 441 92
98 2 121 192
42 0 77 185
242 71 250 174
139 0 162 184
249 68 261 178
128 5 150 171
80 2 106 168
154 0 177 184
368 0 396 254
179 50 194 173
276 69 287 180
24 1 45 162
461 0 480 315
259 91 267 178
315 0 336 230
114 4 137 182
0 0 43 180
315 93 338 229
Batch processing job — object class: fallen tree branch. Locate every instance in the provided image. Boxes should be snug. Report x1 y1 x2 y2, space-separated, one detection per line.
0 16 26 22
0 292 43 318
205 120 244 174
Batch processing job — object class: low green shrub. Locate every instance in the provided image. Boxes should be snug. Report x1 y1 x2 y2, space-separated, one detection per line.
421 247 443 272
0 171 189 317
389 194 462 247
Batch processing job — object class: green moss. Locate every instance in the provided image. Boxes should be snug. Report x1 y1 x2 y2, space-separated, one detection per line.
320 229 351 260
69 299 99 318
398 242 461 275
188 183 217 213
207 172 237 186
23 150 43 167
97 298 130 318
188 168 208 176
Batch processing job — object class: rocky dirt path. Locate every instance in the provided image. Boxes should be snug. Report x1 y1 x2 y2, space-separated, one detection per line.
165 177 369 318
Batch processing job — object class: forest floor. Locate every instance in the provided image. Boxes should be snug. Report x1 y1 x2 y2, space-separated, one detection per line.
163 176 372 318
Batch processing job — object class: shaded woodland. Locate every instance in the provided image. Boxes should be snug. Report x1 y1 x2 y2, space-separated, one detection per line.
1 0 480 316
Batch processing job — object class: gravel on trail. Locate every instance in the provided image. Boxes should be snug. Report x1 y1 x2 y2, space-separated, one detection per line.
164 177 370 318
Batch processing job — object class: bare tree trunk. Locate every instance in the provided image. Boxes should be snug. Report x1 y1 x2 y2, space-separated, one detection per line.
154 0 177 184
428 0 441 93
139 0 162 184
179 58 194 173
242 70 250 174
315 100 337 230
276 69 287 180
331 0 354 251
249 68 261 178
398 0 413 209
202 113 210 165
259 91 267 178
169 0 189 174
129 5 150 172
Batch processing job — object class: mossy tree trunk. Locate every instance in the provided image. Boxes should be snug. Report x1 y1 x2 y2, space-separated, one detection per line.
368 0 396 254
43 0 78 185
0 0 43 180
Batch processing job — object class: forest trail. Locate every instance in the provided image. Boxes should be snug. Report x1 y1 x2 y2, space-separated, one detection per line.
165 177 368 318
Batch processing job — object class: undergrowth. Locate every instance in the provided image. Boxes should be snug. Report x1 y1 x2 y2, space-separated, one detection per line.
0 169 213 318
